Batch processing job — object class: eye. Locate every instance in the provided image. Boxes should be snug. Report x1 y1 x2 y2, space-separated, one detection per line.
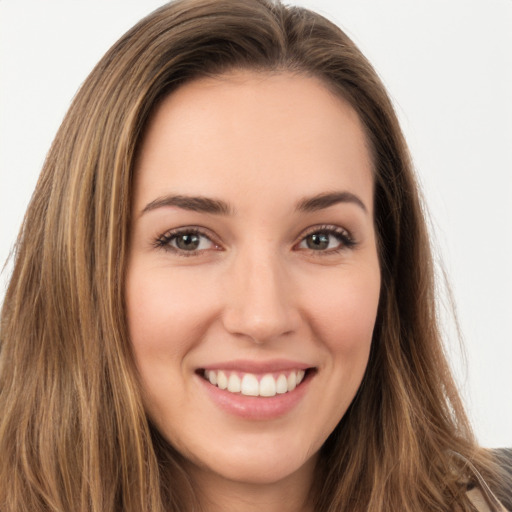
296 226 355 252
154 227 219 255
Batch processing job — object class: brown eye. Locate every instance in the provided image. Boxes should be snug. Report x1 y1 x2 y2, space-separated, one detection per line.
155 228 218 254
304 232 331 250
297 227 355 253
174 233 201 251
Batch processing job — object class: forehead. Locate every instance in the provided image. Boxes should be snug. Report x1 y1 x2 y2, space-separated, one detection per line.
133 71 373 215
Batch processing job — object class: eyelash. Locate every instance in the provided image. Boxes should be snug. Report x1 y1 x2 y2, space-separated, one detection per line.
153 224 356 256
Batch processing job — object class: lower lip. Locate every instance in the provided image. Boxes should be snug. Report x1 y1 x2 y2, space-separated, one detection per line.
197 372 313 420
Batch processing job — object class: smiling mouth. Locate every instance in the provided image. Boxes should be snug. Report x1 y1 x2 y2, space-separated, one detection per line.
199 368 314 397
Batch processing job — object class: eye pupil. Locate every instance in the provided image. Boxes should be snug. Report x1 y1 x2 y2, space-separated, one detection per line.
307 233 330 250
176 233 200 250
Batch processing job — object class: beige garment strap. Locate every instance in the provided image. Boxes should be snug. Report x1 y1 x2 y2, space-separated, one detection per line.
451 451 508 512
467 487 507 512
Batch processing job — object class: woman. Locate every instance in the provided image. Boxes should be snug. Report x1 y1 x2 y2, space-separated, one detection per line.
0 0 510 510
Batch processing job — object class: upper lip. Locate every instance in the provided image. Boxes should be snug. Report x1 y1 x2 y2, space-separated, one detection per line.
199 359 314 373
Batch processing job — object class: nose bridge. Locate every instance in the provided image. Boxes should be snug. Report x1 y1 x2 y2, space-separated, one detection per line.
222 244 297 343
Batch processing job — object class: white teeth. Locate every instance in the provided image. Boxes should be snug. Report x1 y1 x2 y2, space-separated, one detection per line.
241 373 259 396
259 374 276 397
287 372 296 391
203 369 309 397
276 374 288 394
217 371 228 390
227 373 241 393
207 370 217 386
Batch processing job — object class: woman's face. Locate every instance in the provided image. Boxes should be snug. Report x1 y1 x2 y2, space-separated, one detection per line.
126 71 380 489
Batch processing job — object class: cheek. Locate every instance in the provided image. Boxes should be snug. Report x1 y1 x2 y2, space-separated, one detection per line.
125 265 217 358
296 267 380 445
125 266 208 423
303 265 380 355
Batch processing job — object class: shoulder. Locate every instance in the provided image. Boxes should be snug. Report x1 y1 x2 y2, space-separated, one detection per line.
453 448 511 511
466 448 512 512
492 448 512 510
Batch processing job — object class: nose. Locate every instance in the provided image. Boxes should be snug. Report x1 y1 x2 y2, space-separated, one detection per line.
221 249 300 344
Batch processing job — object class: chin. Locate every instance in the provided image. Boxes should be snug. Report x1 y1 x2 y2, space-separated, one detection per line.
173 430 319 487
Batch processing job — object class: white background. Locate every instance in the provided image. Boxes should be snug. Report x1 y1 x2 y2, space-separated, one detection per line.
1 0 511 448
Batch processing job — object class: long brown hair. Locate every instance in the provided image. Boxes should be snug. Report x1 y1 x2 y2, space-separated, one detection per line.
0 1 504 510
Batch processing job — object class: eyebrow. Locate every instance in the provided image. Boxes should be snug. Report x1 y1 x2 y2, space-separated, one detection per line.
140 190 367 217
295 191 368 214
141 195 234 216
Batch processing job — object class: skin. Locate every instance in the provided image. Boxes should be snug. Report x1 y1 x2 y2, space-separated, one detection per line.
126 71 381 512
